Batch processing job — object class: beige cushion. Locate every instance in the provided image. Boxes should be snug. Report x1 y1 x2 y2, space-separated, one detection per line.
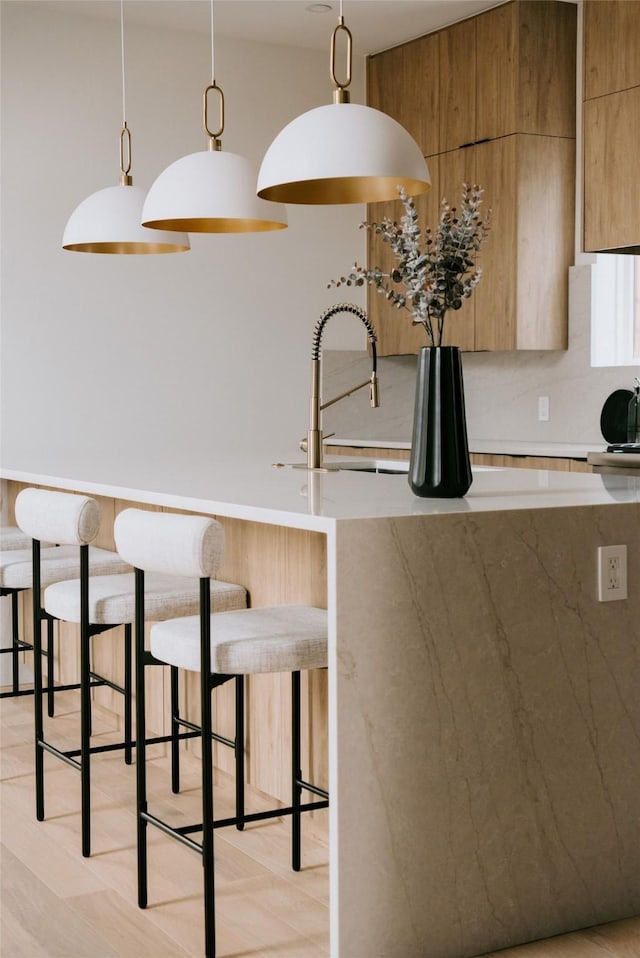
0 546 130 590
150 605 328 675
0 526 31 551
115 509 224 579
44 571 247 625
15 488 100 546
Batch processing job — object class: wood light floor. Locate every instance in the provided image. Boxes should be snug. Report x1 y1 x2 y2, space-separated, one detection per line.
1 689 639 958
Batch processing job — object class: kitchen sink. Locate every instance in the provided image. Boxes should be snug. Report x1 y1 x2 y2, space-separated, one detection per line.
282 458 500 474
327 458 410 474
328 459 500 474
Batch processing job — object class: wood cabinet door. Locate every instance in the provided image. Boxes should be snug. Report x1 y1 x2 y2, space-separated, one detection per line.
367 32 440 158
475 0 576 140
584 0 640 100
437 148 477 350
516 0 577 137
473 137 518 351
474 134 572 351
515 135 573 349
439 16 476 152
584 87 640 253
475 1 517 141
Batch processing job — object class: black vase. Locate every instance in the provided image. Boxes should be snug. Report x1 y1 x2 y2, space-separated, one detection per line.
408 346 472 498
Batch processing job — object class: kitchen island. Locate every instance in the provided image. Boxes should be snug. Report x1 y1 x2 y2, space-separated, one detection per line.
2 459 639 958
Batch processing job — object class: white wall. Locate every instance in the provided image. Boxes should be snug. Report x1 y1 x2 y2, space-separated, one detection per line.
0 2 367 478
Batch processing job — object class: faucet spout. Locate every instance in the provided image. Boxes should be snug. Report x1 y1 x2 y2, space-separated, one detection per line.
306 303 378 471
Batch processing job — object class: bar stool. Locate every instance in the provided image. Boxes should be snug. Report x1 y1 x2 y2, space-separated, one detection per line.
114 507 329 958
1 526 128 716
1 525 41 701
15 488 248 859
44 567 248 829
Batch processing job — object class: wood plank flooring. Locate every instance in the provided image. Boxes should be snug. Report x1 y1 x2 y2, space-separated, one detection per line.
2 688 639 957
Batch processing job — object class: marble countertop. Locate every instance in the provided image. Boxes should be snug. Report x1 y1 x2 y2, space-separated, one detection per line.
2 454 638 534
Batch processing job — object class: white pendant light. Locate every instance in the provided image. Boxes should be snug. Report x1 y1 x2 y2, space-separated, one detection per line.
142 0 287 234
62 1 189 254
257 3 431 205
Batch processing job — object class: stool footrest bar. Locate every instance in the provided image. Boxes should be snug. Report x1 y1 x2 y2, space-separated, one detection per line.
141 811 204 854
64 729 201 759
38 739 82 770
88 671 125 696
298 779 329 800
141 798 329 856
175 715 236 750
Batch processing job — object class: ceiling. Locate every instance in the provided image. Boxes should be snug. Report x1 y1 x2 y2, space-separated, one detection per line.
37 0 506 56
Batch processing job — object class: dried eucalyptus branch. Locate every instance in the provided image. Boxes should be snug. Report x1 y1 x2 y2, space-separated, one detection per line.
329 183 490 347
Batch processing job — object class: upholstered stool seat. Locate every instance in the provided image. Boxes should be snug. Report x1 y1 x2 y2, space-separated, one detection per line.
114 507 329 958
151 604 327 675
1 525 31 551
1 545 130 590
45 571 247 625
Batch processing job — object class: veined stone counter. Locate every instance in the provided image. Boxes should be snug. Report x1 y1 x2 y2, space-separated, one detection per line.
2 460 639 958
1 456 636 530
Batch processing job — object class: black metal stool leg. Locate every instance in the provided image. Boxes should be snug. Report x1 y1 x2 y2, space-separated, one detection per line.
235 675 245 831
124 624 132 765
135 569 148 909
11 591 20 694
199 579 216 958
46 615 55 718
171 666 180 794
32 541 45 823
80 545 91 858
292 670 302 872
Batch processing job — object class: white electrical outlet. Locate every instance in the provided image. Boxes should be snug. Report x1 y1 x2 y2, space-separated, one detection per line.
597 545 628 601
538 396 550 421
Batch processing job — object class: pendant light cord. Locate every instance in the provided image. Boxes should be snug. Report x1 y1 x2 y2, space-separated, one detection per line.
119 0 131 180
203 0 223 145
120 0 127 125
210 0 215 83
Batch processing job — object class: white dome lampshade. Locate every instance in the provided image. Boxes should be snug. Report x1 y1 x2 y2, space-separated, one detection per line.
257 101 431 205
142 148 287 234
257 12 431 206
62 0 189 255
62 182 190 254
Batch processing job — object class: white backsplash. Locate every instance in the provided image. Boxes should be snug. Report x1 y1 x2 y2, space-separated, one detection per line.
323 265 638 447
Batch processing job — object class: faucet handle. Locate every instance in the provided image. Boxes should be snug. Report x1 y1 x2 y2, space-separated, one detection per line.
300 432 335 453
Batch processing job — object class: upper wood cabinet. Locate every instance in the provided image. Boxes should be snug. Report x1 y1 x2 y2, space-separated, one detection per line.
584 0 640 100
475 1 576 141
438 17 476 152
368 32 440 158
366 0 577 355
582 0 640 254
583 87 640 254
474 135 574 351
369 1 576 155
